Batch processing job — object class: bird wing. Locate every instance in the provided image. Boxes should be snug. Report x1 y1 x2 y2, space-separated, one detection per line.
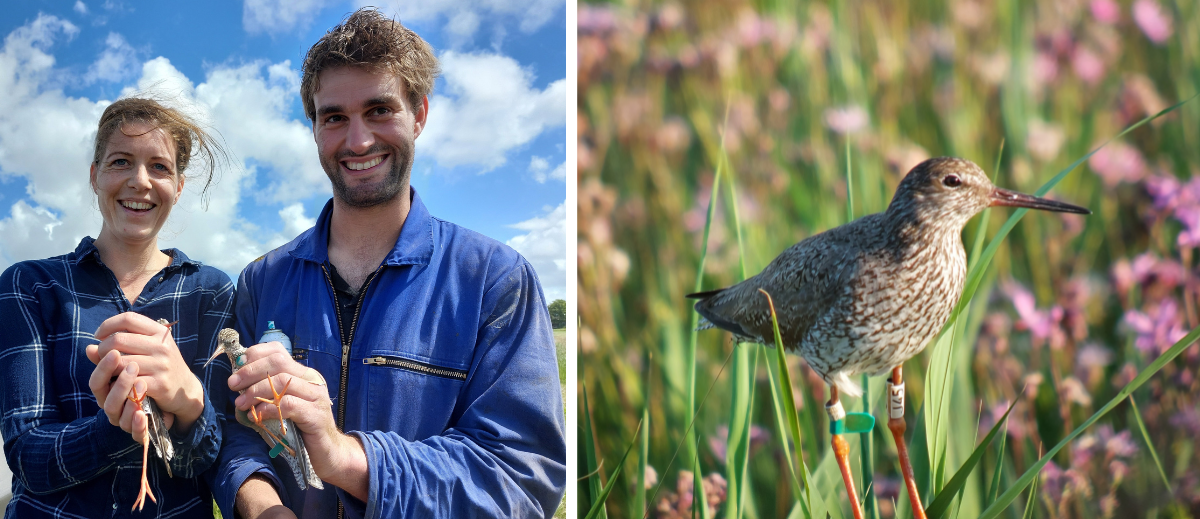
141 397 175 478
692 215 881 349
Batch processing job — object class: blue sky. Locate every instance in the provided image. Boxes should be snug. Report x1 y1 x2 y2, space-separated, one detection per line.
0 0 567 301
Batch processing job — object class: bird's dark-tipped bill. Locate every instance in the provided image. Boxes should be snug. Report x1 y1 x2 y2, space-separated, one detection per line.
204 347 225 368
990 188 1091 214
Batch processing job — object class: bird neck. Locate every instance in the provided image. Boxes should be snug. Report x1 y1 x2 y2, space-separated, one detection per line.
884 202 964 252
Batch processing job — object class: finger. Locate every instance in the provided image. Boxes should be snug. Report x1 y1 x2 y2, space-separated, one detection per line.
228 349 300 391
130 406 147 445
93 332 158 361
236 372 328 409
121 397 141 436
88 350 123 408
94 312 161 342
85 343 103 365
104 363 139 425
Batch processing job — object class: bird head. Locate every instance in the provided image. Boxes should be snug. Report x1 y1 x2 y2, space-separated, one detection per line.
889 157 1090 232
205 328 248 368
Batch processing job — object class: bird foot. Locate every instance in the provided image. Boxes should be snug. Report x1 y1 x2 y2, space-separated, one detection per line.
254 373 292 436
249 403 296 458
126 389 157 511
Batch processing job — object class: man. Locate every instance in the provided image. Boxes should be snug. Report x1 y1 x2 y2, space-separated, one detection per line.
223 8 565 518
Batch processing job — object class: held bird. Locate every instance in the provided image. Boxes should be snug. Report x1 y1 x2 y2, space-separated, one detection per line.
689 157 1090 519
207 328 324 490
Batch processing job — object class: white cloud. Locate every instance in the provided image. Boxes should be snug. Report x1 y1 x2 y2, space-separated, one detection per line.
528 155 564 183
85 32 138 84
278 202 316 237
506 203 565 301
367 0 561 42
74 1 88 15
419 51 565 171
0 16 324 274
242 0 325 35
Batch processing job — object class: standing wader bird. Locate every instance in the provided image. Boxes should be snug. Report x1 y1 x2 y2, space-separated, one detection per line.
689 157 1089 519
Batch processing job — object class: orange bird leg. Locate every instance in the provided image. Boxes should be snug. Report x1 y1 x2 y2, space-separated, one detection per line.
889 366 926 519
254 374 292 436
249 402 296 457
126 389 157 511
827 385 865 519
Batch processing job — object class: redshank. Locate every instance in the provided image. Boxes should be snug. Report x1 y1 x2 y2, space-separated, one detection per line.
689 157 1089 519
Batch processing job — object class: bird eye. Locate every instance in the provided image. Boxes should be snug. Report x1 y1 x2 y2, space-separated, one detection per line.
942 175 962 188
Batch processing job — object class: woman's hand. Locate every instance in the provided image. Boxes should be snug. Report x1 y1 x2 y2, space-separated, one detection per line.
86 312 204 435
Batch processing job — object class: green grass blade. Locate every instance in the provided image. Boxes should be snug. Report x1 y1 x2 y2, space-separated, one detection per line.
978 324 1200 519
580 383 606 518
760 288 823 518
927 398 1020 518
1128 396 1171 490
723 140 756 519
695 432 711 519
984 420 1009 507
633 402 649 519
1020 470 1039 519
584 419 644 519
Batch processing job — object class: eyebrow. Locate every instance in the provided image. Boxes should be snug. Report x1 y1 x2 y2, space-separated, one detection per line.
316 95 404 118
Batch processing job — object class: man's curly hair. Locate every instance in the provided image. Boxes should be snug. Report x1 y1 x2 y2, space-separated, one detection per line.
300 7 440 122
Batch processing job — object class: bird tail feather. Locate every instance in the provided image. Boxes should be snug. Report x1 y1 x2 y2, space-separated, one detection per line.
829 371 863 398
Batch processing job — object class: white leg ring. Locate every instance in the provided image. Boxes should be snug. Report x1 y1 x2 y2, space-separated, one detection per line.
888 380 905 420
826 400 846 422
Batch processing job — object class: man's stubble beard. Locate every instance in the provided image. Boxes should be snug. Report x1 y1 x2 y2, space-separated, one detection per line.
321 142 412 208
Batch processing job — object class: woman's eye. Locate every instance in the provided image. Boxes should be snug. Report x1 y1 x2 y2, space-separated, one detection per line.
942 175 962 188
111 158 129 167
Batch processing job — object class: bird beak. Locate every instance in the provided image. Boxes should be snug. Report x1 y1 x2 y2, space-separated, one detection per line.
989 188 1091 214
204 346 225 368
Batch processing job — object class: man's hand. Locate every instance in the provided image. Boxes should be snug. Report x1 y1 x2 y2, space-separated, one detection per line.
86 313 205 435
228 341 369 501
235 474 297 519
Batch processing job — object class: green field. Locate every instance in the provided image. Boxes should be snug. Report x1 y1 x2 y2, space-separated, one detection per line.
579 0 1199 518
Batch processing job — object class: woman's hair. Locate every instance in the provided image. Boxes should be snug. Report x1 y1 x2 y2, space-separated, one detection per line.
92 97 228 202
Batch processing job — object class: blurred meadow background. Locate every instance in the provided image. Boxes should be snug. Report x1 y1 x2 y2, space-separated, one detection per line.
577 0 1199 518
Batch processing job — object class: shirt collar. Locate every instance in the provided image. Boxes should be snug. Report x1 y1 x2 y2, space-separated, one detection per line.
73 236 200 271
291 187 434 267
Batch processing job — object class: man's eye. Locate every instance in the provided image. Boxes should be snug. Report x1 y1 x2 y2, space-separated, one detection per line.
371 107 390 116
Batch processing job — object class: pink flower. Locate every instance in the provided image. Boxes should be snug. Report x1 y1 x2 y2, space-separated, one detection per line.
1124 299 1187 356
823 105 869 135
1176 206 1200 248
1133 0 1173 44
1033 51 1059 86
1005 281 1066 347
1088 141 1147 187
1091 0 1121 23
1072 47 1106 85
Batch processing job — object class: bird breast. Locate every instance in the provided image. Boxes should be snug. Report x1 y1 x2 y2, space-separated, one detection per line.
801 229 967 375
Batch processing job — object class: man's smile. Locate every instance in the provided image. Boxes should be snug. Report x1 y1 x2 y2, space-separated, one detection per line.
343 155 386 171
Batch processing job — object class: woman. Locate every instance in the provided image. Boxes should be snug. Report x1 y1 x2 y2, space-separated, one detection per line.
0 98 286 517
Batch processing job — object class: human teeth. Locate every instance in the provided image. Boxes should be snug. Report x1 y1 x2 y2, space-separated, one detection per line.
121 201 153 210
346 156 382 170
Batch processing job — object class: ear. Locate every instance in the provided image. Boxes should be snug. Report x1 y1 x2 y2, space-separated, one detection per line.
174 173 185 204
89 163 98 193
412 96 429 139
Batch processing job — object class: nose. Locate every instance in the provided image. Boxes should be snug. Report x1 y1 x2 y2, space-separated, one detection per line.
127 162 154 190
345 116 375 155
